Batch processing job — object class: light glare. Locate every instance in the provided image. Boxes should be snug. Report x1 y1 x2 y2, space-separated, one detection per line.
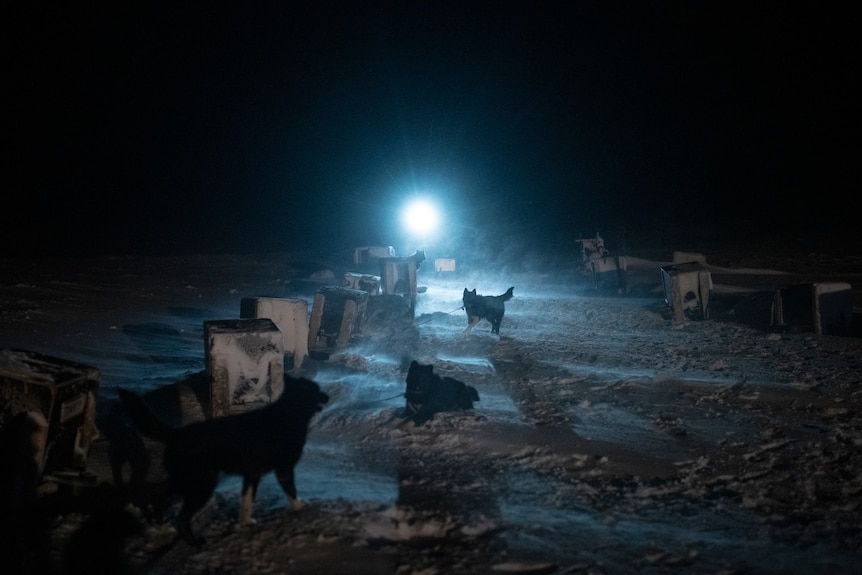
402 198 439 235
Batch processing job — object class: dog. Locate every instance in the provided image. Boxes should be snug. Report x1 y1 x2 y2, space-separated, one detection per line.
118 375 329 546
404 360 480 425
462 286 514 335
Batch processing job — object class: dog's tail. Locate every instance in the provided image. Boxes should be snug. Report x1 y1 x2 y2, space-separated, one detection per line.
117 388 175 443
500 286 514 301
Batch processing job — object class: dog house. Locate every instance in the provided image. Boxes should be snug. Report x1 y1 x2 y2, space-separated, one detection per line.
434 258 456 273
240 297 310 370
0 349 101 480
661 261 713 323
203 319 284 417
577 233 609 274
774 282 853 335
591 255 627 293
379 256 420 313
308 286 369 351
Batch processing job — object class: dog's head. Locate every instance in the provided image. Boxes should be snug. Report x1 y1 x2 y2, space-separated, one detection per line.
405 360 434 403
282 375 329 414
462 288 477 302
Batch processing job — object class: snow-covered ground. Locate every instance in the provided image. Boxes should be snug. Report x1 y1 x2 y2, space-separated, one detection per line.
1 244 861 574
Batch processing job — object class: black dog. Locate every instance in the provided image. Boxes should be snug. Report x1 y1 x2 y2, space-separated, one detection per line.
462 286 514 335
404 360 480 425
118 375 329 546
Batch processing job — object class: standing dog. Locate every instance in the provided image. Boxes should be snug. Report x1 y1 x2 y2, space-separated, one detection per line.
462 286 514 335
118 375 329 546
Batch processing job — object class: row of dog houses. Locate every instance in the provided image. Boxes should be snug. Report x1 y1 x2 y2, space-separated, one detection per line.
215 248 427 417
0 248 425 492
588 251 854 335
579 234 854 336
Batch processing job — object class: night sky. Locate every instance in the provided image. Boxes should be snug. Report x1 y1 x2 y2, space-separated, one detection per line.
8 2 859 257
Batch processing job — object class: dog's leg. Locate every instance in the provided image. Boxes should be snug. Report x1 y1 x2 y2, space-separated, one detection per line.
493 309 506 334
176 476 218 547
239 476 261 525
276 467 306 510
463 316 480 336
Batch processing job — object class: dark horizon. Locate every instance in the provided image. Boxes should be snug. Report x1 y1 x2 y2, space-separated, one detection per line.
8 2 859 258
